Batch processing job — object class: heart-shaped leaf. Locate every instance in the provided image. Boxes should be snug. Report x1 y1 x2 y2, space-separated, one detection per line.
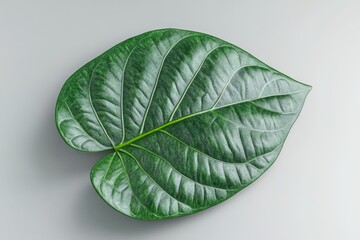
56 29 311 220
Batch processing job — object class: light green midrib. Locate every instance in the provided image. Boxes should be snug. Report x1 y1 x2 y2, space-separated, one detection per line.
115 109 195 150
114 88 309 150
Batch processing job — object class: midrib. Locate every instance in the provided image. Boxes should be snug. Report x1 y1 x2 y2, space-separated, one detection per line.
114 89 307 150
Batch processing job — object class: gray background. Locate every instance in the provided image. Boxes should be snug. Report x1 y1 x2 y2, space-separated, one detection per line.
1 0 359 239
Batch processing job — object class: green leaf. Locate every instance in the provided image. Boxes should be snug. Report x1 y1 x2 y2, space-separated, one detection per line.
56 28 311 220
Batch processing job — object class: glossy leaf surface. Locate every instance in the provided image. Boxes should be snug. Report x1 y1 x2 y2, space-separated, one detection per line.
56 29 311 220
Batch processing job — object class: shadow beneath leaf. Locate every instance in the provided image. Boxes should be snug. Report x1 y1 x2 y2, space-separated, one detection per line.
74 187 198 236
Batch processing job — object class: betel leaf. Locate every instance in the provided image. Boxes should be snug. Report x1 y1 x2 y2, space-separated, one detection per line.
55 28 311 220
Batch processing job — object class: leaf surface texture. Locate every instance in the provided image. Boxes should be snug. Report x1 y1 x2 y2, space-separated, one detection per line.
56 29 311 220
